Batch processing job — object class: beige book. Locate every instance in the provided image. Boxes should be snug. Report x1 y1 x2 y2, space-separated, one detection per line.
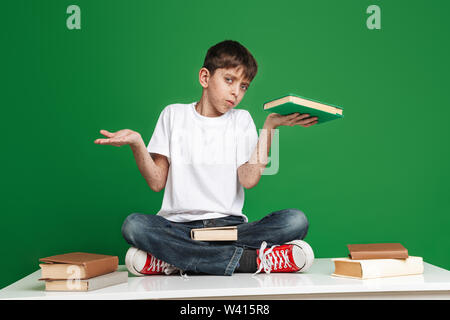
263 95 343 115
44 271 128 291
190 226 238 241
332 256 424 279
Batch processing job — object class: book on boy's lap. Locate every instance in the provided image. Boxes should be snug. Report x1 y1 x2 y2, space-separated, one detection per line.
39 252 118 280
263 93 343 125
190 226 238 241
331 256 424 279
44 271 128 292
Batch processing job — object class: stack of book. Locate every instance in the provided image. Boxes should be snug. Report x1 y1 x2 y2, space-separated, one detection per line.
39 252 128 291
331 243 424 279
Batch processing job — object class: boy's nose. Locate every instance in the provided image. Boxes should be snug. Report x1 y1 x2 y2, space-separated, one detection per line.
231 84 240 96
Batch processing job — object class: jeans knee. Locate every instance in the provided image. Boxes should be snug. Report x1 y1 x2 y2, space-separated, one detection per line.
284 209 309 240
121 213 142 244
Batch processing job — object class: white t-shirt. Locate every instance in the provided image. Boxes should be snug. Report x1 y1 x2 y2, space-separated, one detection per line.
147 101 259 222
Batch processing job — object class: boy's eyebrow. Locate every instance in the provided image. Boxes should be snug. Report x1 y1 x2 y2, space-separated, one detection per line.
224 73 250 86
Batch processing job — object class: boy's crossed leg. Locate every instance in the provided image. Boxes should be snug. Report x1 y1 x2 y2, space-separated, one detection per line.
121 208 314 276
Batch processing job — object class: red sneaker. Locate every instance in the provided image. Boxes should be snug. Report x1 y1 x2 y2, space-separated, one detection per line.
255 240 314 274
125 247 179 276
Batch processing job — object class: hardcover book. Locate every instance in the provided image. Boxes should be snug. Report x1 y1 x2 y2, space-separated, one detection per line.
263 93 344 125
44 271 128 291
190 226 238 241
331 256 424 279
347 243 409 260
39 252 119 280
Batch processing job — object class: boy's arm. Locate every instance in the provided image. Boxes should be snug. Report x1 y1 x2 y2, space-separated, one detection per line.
237 121 274 189
130 139 169 192
94 129 169 192
238 113 318 189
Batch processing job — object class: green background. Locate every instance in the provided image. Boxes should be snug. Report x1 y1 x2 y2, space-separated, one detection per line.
1 0 449 289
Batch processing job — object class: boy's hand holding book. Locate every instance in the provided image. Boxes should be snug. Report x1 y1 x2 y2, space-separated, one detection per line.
264 112 318 129
263 94 343 125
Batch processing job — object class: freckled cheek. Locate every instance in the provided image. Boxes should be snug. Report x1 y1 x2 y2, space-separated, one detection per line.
211 82 224 96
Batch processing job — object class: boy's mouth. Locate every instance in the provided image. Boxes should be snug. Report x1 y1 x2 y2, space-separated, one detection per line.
226 100 235 107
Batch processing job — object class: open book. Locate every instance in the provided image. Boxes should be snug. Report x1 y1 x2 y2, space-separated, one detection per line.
190 226 238 241
263 93 343 125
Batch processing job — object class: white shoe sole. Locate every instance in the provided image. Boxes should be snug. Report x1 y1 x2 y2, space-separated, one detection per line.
287 240 315 272
125 247 145 276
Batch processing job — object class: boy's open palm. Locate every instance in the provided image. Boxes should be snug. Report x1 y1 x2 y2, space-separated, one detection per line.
266 112 318 129
94 129 142 147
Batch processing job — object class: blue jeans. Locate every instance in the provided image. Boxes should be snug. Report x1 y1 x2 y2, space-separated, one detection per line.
121 208 309 276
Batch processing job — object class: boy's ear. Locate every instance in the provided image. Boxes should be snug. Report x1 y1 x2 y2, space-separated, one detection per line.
198 67 211 89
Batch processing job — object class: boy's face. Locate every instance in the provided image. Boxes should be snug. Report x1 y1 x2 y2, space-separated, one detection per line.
202 66 250 115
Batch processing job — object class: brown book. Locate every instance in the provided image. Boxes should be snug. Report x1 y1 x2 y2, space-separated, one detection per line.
332 256 423 279
190 226 238 241
347 243 408 260
39 252 118 280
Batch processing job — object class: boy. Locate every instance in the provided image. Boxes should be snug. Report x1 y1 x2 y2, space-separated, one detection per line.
94 40 318 276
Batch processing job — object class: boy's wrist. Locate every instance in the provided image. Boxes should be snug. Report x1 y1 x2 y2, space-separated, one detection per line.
263 119 277 130
264 114 278 130
130 134 145 151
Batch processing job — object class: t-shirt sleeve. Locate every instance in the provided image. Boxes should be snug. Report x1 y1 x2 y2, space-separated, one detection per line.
236 111 259 168
147 106 171 159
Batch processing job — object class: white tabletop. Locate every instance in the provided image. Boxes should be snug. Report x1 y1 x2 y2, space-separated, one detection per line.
1 258 449 300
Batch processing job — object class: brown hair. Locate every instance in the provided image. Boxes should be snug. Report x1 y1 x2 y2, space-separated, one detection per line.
202 40 258 82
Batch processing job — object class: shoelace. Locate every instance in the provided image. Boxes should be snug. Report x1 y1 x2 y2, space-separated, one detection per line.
146 255 188 278
253 241 293 275
147 255 178 275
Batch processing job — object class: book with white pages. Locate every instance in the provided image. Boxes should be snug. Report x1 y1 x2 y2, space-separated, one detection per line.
331 256 424 279
44 271 128 291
